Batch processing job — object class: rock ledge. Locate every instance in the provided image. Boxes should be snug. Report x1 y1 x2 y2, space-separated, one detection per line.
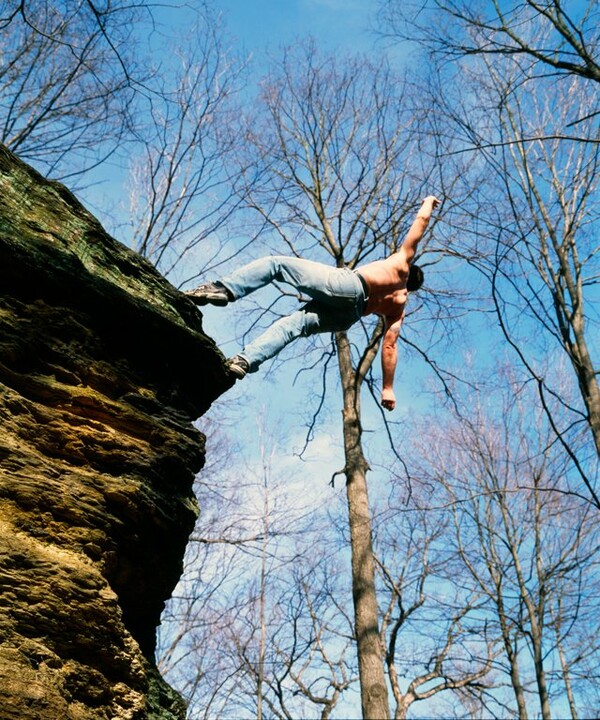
0 145 231 719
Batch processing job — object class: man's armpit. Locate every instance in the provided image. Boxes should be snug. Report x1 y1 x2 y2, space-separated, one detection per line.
384 314 403 335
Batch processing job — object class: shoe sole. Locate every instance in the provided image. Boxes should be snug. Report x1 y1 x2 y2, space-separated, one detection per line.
228 365 247 379
186 293 229 306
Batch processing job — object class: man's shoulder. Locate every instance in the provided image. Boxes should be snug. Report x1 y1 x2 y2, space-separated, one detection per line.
383 254 411 282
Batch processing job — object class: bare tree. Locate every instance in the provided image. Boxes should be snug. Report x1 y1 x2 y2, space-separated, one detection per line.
127 8 248 278
436 54 600 488
277 564 357 720
0 0 146 178
156 416 252 713
375 499 498 719
0 2 248 279
231 41 450 718
415 369 600 719
236 556 358 720
379 3 600 503
157 414 359 719
379 1 600 86
484 67 600 463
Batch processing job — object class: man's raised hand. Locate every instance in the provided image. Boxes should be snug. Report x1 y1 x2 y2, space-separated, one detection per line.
418 195 441 220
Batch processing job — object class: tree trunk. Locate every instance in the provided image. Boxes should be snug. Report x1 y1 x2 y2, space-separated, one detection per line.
499 496 551 720
555 619 578 720
531 636 552 720
496 603 528 719
567 313 600 457
336 331 390 719
504 638 528 719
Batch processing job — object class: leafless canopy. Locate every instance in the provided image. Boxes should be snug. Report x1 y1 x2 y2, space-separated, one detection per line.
0 0 150 177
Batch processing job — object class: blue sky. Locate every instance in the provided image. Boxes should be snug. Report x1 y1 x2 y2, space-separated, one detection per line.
217 0 379 57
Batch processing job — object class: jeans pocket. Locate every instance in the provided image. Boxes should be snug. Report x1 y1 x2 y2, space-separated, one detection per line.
326 268 359 300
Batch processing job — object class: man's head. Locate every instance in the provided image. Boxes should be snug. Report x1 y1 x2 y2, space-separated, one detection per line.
407 264 424 291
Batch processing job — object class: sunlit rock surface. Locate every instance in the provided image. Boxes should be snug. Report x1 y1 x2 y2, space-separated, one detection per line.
0 144 232 719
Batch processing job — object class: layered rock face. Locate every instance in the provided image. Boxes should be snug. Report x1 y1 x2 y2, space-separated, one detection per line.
0 145 232 718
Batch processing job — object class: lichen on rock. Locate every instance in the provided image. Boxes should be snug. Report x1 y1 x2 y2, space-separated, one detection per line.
0 144 232 718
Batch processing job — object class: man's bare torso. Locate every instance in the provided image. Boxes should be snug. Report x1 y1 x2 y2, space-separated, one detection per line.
357 256 409 320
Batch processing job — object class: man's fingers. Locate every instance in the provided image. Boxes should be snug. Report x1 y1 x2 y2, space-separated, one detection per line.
422 195 441 207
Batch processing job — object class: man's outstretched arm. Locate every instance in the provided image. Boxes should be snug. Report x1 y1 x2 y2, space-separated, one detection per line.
380 314 403 411
400 195 440 265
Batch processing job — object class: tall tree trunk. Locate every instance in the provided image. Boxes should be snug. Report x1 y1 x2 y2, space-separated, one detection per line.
499 496 552 720
531 635 552 720
554 616 578 720
566 313 600 457
495 599 528 719
336 331 390 719
503 637 528 718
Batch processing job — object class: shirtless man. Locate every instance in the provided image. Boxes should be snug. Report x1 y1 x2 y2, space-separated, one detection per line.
186 195 440 411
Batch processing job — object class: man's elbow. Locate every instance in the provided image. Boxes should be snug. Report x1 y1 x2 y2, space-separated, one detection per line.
382 344 397 361
382 332 400 351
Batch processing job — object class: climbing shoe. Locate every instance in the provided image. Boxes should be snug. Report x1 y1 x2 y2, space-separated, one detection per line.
227 355 250 379
185 281 232 306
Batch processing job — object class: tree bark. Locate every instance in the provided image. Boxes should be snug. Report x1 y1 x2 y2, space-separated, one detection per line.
498 495 552 720
563 307 600 458
336 330 390 719
554 617 578 720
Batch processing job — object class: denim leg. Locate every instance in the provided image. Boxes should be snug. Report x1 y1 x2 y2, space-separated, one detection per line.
221 255 363 307
240 308 320 372
240 299 361 372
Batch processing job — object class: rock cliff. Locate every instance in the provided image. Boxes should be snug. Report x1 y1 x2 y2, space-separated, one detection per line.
0 144 232 718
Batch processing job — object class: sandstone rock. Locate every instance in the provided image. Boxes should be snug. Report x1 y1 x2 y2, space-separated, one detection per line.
0 144 232 718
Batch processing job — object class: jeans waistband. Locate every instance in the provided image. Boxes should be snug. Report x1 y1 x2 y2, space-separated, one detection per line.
354 270 369 301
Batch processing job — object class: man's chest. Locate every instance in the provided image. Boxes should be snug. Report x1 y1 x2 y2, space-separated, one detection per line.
369 289 407 317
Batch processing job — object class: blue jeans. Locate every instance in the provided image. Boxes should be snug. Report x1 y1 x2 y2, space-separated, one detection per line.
220 256 367 372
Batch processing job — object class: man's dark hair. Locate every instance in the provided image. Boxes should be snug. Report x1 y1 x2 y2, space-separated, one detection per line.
407 264 424 291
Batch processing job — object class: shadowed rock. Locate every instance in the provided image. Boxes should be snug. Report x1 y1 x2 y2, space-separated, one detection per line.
0 144 233 719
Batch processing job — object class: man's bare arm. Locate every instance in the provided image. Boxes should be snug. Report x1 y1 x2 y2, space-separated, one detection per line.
400 195 440 265
380 314 403 412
